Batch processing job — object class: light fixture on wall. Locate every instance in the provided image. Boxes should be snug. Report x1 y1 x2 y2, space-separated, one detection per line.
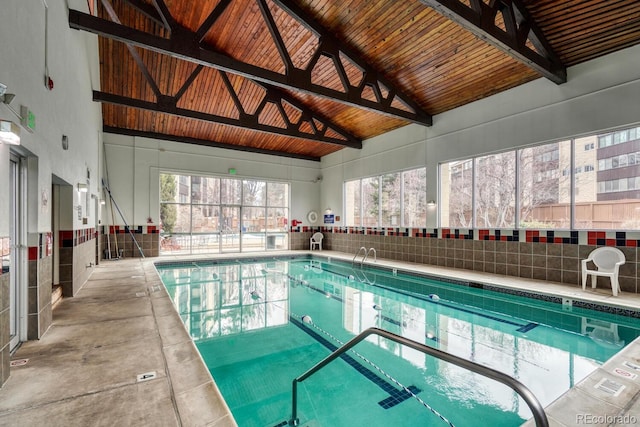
0 83 15 105
77 183 89 193
0 93 15 105
427 200 436 207
0 120 20 145
325 207 333 215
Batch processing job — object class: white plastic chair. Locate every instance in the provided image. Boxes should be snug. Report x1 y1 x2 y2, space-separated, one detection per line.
581 246 625 296
310 232 323 250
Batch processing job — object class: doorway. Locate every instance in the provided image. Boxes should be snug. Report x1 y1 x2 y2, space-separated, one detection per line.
9 153 26 351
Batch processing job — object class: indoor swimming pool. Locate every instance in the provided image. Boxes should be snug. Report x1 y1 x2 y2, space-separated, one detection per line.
155 256 640 427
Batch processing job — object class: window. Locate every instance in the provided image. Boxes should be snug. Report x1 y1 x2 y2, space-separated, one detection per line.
344 167 426 227
439 124 640 230
361 177 378 226
380 173 401 226
475 152 516 228
344 180 361 226
160 174 289 254
519 141 571 228
441 160 472 227
403 168 427 227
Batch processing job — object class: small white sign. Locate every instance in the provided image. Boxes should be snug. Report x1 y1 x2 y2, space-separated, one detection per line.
623 361 640 371
594 378 625 396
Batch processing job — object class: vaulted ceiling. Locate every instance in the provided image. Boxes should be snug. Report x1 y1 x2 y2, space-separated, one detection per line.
70 0 640 161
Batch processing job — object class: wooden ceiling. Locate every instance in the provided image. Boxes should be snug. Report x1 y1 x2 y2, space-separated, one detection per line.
70 0 640 161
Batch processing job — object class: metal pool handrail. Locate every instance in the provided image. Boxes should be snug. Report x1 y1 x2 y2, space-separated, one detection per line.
288 327 549 427
363 247 377 263
352 246 367 264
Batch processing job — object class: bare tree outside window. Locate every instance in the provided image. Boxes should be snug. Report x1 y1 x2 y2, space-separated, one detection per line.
362 177 378 226
345 180 361 226
379 173 401 226
243 180 266 206
403 168 426 227
475 152 516 228
441 160 473 227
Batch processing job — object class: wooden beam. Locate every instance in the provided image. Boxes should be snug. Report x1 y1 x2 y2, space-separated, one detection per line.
103 126 321 161
93 90 362 148
69 8 432 125
420 0 567 84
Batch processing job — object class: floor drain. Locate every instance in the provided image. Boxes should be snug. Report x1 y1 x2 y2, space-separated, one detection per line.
136 371 157 382
10 359 29 367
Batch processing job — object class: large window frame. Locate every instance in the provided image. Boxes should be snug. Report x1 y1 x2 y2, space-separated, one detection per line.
439 124 640 230
344 167 427 227
160 173 289 254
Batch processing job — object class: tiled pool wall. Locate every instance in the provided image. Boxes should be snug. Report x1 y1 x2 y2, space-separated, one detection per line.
290 227 639 294
99 225 160 259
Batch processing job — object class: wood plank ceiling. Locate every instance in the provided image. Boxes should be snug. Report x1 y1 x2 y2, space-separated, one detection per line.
72 0 640 161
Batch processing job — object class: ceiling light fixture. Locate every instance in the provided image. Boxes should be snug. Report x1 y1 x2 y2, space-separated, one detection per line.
0 120 20 145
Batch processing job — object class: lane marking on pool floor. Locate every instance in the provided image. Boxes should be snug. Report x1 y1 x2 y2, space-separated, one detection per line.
290 316 422 410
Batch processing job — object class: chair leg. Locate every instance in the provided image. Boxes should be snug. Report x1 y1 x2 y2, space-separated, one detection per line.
581 270 587 290
591 275 597 289
612 277 620 297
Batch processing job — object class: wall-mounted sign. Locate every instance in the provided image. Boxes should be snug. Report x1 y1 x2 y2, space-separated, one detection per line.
324 214 334 224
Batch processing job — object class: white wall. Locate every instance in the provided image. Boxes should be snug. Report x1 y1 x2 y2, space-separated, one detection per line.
0 0 102 235
321 44 640 228
102 135 322 227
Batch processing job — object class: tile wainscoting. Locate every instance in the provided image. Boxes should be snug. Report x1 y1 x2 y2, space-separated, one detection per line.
291 227 639 293
100 225 160 259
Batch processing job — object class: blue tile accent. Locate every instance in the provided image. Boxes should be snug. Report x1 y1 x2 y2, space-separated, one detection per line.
516 323 539 333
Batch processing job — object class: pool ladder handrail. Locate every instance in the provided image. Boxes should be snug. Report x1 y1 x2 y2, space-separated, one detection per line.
352 246 367 264
288 327 549 427
363 247 376 263
353 247 377 265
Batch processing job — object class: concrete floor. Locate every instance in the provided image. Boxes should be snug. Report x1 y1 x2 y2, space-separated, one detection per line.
0 258 235 427
0 251 639 426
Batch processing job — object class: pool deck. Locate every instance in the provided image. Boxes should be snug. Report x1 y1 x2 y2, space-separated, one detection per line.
0 250 638 427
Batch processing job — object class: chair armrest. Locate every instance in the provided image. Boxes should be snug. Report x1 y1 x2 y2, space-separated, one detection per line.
613 260 625 272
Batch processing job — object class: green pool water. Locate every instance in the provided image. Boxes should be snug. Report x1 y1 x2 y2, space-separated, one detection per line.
156 257 640 427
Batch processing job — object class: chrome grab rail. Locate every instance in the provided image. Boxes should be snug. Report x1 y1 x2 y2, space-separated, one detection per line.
352 246 366 264
363 247 377 263
289 327 549 427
